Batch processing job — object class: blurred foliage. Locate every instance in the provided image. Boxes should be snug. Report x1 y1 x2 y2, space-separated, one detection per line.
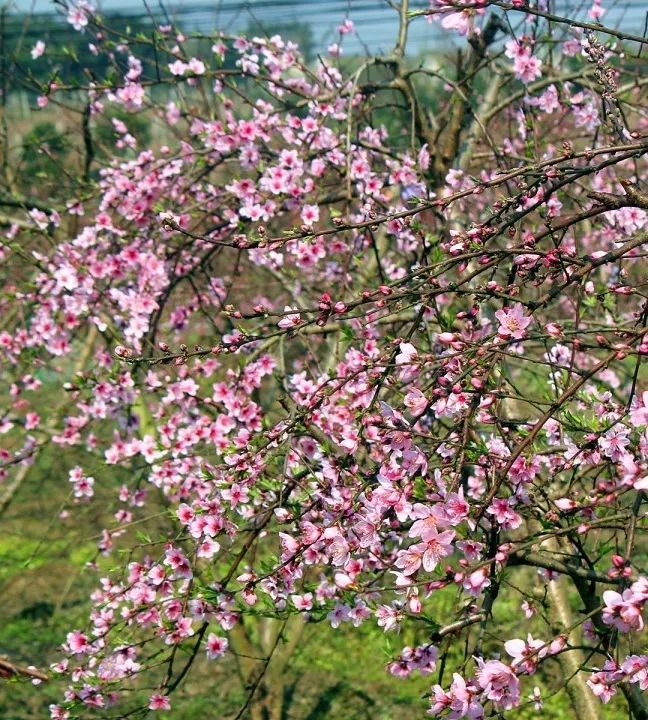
3 10 158 95
19 120 70 184
92 107 152 160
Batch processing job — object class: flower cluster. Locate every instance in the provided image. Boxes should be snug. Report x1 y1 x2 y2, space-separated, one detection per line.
1 0 647 718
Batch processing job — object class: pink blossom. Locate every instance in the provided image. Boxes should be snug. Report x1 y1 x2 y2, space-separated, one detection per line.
422 528 455 571
475 658 521 710
66 631 90 655
337 18 355 34
403 388 427 415
205 633 228 659
512 53 542 84
598 427 630 461
169 60 188 76
505 40 542 84
49 706 70 720
409 503 439 541
148 694 171 710
587 660 622 703
602 589 645 632
67 3 92 31
395 342 418 365
630 392 648 427
328 604 350 628
504 634 547 674
462 568 490 597
291 593 313 610
187 58 206 75
495 303 532 340
375 604 403 632
429 672 482 718
395 543 426 576
486 498 522 530
301 204 320 226
31 41 46 59
588 1 606 20
277 306 302 329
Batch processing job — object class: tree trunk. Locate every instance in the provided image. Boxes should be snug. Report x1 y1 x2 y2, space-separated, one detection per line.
229 615 304 720
544 536 603 720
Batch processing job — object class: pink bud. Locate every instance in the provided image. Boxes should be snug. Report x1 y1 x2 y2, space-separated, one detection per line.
114 345 132 358
408 595 422 613
334 573 354 589
545 323 562 338
548 635 567 655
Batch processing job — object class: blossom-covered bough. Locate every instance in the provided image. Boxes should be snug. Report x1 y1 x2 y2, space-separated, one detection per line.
1 0 647 717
